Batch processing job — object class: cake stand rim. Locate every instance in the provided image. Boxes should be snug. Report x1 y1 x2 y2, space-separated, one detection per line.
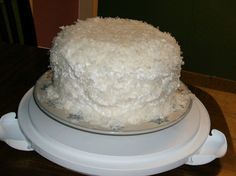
17 88 210 176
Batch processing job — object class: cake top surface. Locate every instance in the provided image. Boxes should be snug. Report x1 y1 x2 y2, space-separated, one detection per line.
50 17 182 78
57 17 176 44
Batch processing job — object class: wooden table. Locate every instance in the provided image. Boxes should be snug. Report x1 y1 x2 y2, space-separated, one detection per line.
0 42 235 175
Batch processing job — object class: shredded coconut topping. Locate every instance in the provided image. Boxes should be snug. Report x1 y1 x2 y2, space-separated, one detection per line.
46 17 190 128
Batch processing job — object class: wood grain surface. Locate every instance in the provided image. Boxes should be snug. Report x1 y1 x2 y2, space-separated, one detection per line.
0 43 235 175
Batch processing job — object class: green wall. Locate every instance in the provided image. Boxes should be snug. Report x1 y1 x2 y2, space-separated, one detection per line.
98 0 236 80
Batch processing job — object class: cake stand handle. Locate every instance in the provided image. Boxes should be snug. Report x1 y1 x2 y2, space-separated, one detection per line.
186 129 227 165
0 112 33 151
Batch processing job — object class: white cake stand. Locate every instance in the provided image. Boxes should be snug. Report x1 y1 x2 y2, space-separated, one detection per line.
0 88 227 176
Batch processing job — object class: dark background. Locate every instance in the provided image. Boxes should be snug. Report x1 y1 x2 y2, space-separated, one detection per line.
98 0 236 81
0 0 235 81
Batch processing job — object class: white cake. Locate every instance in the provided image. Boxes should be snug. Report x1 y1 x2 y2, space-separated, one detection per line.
46 17 190 128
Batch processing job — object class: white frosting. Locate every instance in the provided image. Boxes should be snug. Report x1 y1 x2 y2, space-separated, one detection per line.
46 17 190 128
